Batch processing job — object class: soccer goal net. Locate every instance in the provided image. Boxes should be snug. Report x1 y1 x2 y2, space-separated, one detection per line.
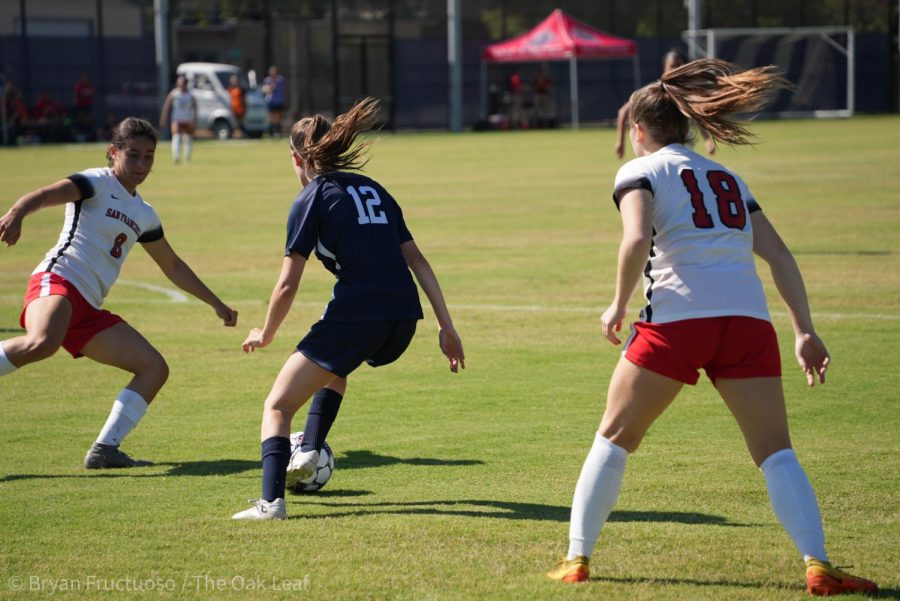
682 27 854 118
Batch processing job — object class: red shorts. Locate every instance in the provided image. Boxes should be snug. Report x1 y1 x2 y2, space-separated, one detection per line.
623 316 782 385
20 273 124 358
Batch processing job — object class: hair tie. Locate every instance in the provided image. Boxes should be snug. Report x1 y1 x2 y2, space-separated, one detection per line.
657 79 667 93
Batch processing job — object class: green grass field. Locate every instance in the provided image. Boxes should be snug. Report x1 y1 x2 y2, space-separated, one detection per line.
1 117 898 600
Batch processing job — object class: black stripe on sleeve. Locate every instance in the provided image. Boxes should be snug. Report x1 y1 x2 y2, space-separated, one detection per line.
46 200 83 271
747 198 762 213
138 226 165 243
67 174 94 201
612 177 653 209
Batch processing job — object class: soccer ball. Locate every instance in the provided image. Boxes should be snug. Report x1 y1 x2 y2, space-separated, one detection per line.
287 431 334 493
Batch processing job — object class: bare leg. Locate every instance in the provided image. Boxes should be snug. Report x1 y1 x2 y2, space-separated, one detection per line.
716 376 826 561
3 295 72 367
80 322 169 402
260 352 340 440
566 358 684 561
598 356 684 452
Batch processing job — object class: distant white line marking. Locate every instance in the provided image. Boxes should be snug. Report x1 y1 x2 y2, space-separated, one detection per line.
103 283 900 321
118 280 189 303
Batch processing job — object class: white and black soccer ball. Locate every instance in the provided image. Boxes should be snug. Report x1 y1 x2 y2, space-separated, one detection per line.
287 431 334 493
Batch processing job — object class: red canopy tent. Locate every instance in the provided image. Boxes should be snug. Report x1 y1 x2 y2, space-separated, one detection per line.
480 9 640 128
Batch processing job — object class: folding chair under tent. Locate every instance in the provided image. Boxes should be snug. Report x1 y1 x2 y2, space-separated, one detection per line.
481 9 640 129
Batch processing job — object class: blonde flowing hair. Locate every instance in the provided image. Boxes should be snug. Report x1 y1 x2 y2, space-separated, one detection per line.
628 58 792 147
290 97 381 173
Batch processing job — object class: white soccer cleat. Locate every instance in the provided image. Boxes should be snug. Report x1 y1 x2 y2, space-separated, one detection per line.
285 449 319 489
231 498 286 520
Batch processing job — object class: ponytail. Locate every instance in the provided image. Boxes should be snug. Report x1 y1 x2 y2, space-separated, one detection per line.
290 97 381 174
629 58 792 147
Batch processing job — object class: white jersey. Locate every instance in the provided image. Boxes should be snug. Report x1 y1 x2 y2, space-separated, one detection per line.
170 89 195 123
33 167 164 309
613 144 769 324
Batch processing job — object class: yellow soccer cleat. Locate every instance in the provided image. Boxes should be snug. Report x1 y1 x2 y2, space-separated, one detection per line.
546 556 590 583
806 558 877 596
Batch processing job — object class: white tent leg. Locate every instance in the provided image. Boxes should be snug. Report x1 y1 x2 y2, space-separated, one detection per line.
569 55 579 129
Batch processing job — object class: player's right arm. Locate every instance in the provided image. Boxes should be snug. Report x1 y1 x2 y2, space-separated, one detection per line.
159 92 173 128
242 253 306 353
615 100 631 159
0 179 81 246
751 210 828 386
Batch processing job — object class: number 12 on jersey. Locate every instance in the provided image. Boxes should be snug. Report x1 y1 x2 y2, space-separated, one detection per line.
348 185 388 225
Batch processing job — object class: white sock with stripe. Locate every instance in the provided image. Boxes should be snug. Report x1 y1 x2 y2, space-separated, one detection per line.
96 389 148 446
760 448 828 562
567 433 629 559
0 341 17 376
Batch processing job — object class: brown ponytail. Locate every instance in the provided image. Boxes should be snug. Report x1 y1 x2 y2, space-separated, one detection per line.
290 97 381 174
629 58 792 147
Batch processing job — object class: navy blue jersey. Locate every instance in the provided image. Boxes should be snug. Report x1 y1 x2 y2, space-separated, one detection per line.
285 171 424 322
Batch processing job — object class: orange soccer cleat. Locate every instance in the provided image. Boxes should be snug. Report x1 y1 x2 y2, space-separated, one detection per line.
546 555 590 583
806 558 878 596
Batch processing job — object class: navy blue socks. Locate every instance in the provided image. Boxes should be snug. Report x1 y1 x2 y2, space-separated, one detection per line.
300 388 344 453
261 436 292 501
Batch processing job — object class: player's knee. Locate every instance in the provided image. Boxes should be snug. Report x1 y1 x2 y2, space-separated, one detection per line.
21 334 61 362
598 423 644 453
137 350 168 386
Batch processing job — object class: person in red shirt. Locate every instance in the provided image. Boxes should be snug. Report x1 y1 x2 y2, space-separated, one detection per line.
74 74 96 140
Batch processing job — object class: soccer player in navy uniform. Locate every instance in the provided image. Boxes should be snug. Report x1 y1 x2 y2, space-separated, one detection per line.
233 98 464 520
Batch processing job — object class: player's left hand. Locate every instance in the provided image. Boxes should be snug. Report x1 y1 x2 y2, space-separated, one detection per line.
439 327 465 373
216 304 238 327
705 138 717 155
242 328 271 353
795 331 829 386
600 303 627 345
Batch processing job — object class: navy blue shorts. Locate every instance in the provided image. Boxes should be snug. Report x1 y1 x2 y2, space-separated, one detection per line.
297 319 418 378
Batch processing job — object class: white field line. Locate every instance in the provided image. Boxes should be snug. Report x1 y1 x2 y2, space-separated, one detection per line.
5 281 898 322
117 280 189 303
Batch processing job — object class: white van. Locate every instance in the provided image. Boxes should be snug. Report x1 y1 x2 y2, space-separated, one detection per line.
175 62 268 139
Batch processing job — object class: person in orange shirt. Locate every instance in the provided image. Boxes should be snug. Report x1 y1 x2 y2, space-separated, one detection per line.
228 74 246 132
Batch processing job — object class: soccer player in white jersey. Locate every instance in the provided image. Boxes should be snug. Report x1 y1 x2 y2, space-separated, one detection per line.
160 75 197 164
547 60 877 596
0 117 237 469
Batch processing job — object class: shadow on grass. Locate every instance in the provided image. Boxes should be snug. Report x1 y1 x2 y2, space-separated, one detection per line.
287 498 751 527
0 459 259 482
874 588 900 600
594 574 804 592
0 449 484 483
336 449 484 470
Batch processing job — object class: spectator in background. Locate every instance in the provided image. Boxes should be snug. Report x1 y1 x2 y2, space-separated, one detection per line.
74 74 96 142
263 66 286 137
533 66 553 128
33 91 69 143
508 69 523 128
228 74 246 133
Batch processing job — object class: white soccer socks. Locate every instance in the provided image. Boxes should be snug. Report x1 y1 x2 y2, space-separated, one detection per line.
760 448 828 562
95 389 148 446
172 134 183 162
0 342 17 376
183 135 192 162
567 434 629 560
